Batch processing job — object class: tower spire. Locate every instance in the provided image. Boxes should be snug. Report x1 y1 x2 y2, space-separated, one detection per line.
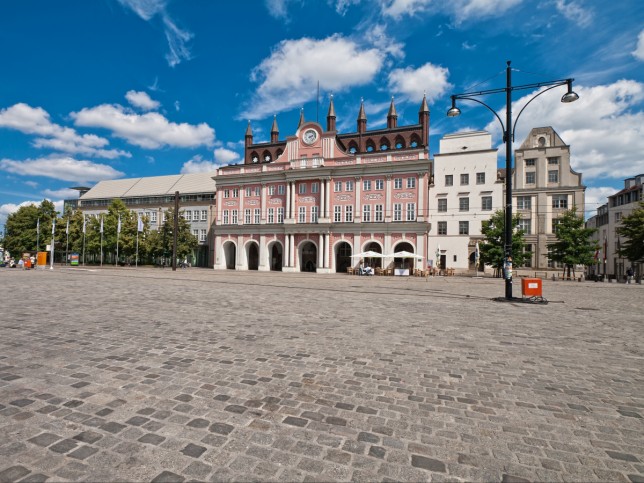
327 94 336 132
298 108 305 128
270 115 279 143
387 96 398 128
357 98 367 134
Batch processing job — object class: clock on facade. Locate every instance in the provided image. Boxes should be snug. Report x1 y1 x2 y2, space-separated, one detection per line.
303 129 318 145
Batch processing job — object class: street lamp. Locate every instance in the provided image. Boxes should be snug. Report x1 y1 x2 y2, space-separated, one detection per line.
448 61 579 300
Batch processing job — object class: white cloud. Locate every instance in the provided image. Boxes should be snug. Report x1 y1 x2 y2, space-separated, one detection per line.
180 148 242 174
42 188 80 199
485 79 644 183
117 0 193 67
0 199 64 228
265 0 290 19
380 0 522 23
387 63 452 102
241 35 385 119
24 181 38 188
332 0 361 15
72 104 214 149
125 90 160 110
633 29 644 61
584 186 615 219
0 156 124 184
0 103 129 159
554 0 593 28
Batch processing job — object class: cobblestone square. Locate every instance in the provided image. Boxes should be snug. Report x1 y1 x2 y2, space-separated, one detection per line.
1 268 642 482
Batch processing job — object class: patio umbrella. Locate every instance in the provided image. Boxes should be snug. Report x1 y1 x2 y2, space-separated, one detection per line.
351 250 384 258
388 250 424 259
435 244 441 270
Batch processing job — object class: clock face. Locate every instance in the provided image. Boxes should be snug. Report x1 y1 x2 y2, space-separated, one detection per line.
303 129 318 145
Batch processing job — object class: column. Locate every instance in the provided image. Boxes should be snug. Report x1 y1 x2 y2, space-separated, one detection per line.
284 234 290 267
323 233 330 269
417 173 425 222
354 176 361 223
216 190 223 225
318 233 324 269
236 234 243 269
259 234 268 271
214 234 221 268
291 182 296 220
417 234 425 269
385 175 392 222
325 178 331 219
285 181 291 220
319 178 326 219
290 234 296 268
239 186 245 224
260 183 267 223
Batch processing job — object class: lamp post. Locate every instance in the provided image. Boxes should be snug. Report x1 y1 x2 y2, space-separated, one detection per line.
447 61 578 300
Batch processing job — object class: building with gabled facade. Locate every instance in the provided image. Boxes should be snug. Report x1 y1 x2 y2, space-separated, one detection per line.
212 96 432 273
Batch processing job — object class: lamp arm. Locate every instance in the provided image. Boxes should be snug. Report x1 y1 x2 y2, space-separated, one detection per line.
455 96 506 139
511 82 567 140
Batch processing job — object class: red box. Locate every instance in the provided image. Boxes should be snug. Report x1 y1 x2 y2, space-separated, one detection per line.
521 278 542 297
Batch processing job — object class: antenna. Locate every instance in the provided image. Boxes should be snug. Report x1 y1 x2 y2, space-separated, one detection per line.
316 80 320 123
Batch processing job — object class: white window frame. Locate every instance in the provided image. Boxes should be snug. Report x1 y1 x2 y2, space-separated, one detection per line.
526 172 536 184
363 205 371 222
482 196 492 211
375 204 383 222
334 181 342 192
298 206 306 223
345 205 353 222
244 209 251 224
438 199 447 212
268 208 275 224
394 178 402 189
277 207 284 223
299 183 306 194
393 203 402 221
407 177 416 189
232 188 239 198
518 218 531 234
200 229 207 242
334 205 341 222
223 210 229 225
476 172 485 184
311 206 319 223
268 185 275 195
548 170 559 183
232 210 238 224
438 221 447 235
375 179 384 190
254 208 260 224
459 197 469 212
245 187 251 197
224 189 230 199
460 173 469 186
312 182 319 194
363 179 372 191
406 203 416 221
345 180 354 192
201 210 207 221
151 211 157 223
278 184 285 195
459 221 469 235
445 175 453 186
517 196 532 210
185 210 192 221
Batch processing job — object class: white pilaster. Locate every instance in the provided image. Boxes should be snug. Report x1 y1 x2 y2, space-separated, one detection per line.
354 176 361 223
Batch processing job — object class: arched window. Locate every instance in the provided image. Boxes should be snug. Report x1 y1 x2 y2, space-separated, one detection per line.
379 137 390 151
366 139 375 152
275 149 283 159
395 136 405 149
262 150 272 163
348 141 358 154
410 134 421 148
250 151 259 163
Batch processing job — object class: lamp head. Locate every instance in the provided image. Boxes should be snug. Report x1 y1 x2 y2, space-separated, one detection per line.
447 97 461 117
561 80 579 103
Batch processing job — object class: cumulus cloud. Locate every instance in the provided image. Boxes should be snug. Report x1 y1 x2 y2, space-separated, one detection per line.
241 35 384 119
72 104 214 149
584 186 616 219
633 29 644 61
117 0 193 67
0 156 124 184
485 79 644 182
0 103 129 159
180 148 241 174
42 188 80 199
125 90 160 110
0 199 64 228
387 63 452 102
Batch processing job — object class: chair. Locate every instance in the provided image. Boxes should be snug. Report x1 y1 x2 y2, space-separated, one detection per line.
347 267 355 275
375 267 383 276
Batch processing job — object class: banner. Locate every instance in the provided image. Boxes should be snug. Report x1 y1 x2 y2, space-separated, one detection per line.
137 215 144 232
100 216 104 233
117 215 121 234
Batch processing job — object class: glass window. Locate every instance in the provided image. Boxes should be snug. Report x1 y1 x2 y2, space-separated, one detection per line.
151 211 157 222
482 196 492 211
254 187 260 196
517 196 531 210
552 218 562 233
278 184 285 195
394 178 402 189
525 159 535 167
438 221 447 235
269 185 275 195
407 177 416 189
193 229 199 238
311 206 319 223
375 179 384 190
244 209 251 224
245 187 251 197
438 199 447 212
460 173 469 185
518 218 531 234
552 195 568 209
476 172 485 184
277 207 284 223
224 189 230 199
406 203 416 221
201 210 207 221
254 209 260 224
459 221 469 235
232 188 239 198
200 229 207 242
312 182 319 194
393 203 402 221
375 204 383 222
299 183 306 194
459 197 469 212
445 175 453 186
231 210 238 224
268 208 274 224
363 180 371 191
548 157 559 165
346 180 354 192
223 210 229 224
334 205 341 222
363 205 371 222
345 205 353 222
298 206 306 223
548 170 559 183
526 172 535 184
185 210 192 221
334 181 342 192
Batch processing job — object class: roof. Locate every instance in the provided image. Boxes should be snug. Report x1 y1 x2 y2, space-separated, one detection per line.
80 172 217 200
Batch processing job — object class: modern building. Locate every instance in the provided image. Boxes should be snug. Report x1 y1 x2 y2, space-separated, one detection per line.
430 131 504 273
512 127 585 270
74 173 217 267
212 96 432 274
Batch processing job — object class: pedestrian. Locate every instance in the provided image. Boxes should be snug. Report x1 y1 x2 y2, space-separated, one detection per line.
626 267 634 284
18 258 24 270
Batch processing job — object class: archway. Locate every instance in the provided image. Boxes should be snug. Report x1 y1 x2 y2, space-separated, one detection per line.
393 241 415 272
363 241 383 268
223 241 236 270
247 242 259 270
335 241 352 273
300 241 317 272
269 241 283 271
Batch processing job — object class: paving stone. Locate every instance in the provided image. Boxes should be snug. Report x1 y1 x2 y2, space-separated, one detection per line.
68 445 99 460
209 422 234 435
99 422 126 434
125 416 150 426
181 443 207 458
72 431 102 444
27 433 62 447
151 471 185 483
0 465 31 482
48 439 78 454
411 454 446 473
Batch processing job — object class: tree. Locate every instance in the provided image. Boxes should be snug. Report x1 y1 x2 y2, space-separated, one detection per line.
479 209 531 277
148 207 197 265
547 207 598 279
617 201 644 265
3 200 57 258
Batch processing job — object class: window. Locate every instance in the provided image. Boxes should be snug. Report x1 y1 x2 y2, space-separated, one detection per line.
407 177 416 189
459 197 469 212
151 211 157 223
482 196 492 211
345 205 353 222
334 181 342 192
193 229 198 238
254 209 260 224
334 206 341 222
548 170 559 183
244 209 251 224
476 172 485 184
525 159 535 167
459 221 469 235
363 180 372 191
299 183 306 194
311 206 319 223
277 207 284 223
269 185 275 195
615 212 622 222
517 196 532 210
438 221 447 235
445 175 453 186
254 187 260 197
268 208 274 224
406 203 416 221
201 210 208 221
460 173 469 185
298 206 306 223
552 195 568 209
312 182 319 194
523 244 533 268
375 179 384 190
552 218 562 233
224 189 230 199
526 172 535 184
185 210 192 221
245 187 251 197
394 178 402 189
518 218 531 234
548 157 559 165
346 180 354 192
232 188 239 198
375 204 383 222
393 203 402 221
363 205 371 222
223 210 229 224
200 229 207 242
231 210 238 224
278 185 285 195
438 199 447 212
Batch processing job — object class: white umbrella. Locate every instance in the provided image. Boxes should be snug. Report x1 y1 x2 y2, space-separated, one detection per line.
435 244 441 270
351 250 384 258
388 250 424 259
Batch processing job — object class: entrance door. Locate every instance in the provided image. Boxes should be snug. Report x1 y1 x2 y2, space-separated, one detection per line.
248 243 259 270
335 242 352 273
270 243 283 271
300 242 317 272
224 242 236 270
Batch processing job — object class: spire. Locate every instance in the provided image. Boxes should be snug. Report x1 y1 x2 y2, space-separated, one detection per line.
270 115 279 143
326 94 336 132
387 96 398 129
357 97 367 134
418 92 429 114
418 93 430 147
245 119 252 137
298 108 305 128
244 120 253 148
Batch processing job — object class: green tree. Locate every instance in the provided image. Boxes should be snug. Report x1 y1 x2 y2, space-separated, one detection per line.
148 208 197 265
3 200 57 258
617 201 644 265
547 207 598 279
479 209 531 277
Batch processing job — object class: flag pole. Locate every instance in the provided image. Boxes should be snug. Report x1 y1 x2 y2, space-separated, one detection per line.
100 215 103 267
116 214 120 267
82 215 86 266
36 217 40 255
65 218 69 266
50 218 55 270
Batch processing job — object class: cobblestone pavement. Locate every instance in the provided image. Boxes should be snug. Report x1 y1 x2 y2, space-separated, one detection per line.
0 268 642 482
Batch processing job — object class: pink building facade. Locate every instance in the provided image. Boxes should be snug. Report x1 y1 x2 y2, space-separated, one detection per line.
212 97 432 273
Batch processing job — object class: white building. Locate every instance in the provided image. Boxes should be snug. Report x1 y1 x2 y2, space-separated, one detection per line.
430 131 503 273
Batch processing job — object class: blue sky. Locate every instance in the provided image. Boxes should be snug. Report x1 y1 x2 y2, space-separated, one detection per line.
1 0 643 229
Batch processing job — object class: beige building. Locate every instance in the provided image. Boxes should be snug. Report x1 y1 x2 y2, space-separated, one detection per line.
513 127 585 270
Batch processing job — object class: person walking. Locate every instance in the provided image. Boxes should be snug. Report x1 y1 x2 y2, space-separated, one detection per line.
626 267 634 284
